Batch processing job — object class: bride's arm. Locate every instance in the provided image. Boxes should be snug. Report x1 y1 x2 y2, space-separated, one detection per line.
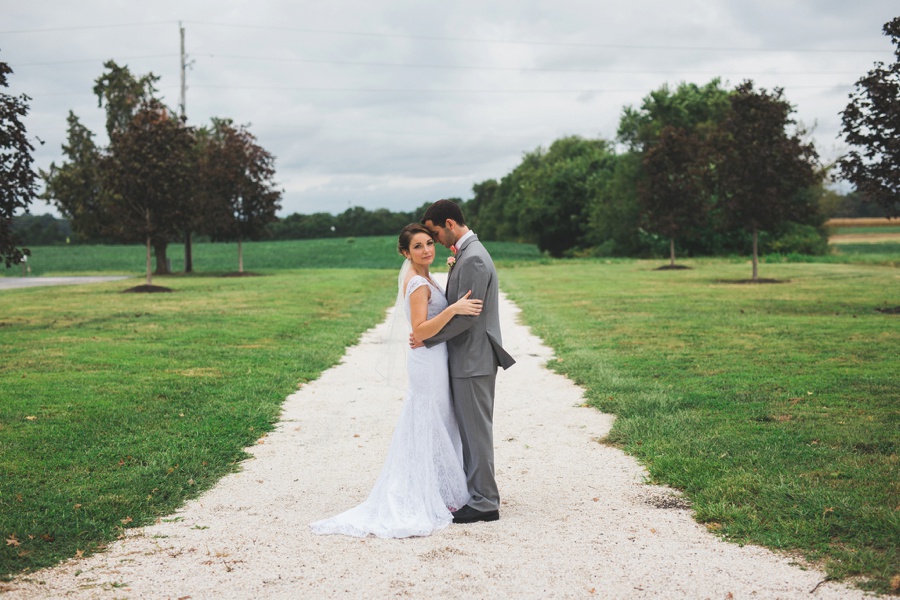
408 286 482 343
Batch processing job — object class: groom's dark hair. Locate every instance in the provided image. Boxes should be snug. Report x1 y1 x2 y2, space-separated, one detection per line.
422 199 466 227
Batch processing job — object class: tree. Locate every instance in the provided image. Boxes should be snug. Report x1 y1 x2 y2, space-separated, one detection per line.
41 112 106 241
11 213 72 245
0 62 39 268
638 126 713 266
714 81 820 280
618 79 731 152
197 119 281 272
518 137 616 256
101 100 195 285
92 60 159 138
838 17 900 219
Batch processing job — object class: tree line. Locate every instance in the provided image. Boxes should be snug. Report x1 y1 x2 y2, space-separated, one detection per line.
38 61 282 285
2 18 897 276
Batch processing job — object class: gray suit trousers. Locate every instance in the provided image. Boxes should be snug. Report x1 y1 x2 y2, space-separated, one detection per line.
451 372 499 512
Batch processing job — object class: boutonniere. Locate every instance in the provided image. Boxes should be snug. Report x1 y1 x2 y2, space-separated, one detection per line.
447 245 458 270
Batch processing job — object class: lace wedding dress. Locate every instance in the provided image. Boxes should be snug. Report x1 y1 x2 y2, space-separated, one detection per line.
310 275 469 538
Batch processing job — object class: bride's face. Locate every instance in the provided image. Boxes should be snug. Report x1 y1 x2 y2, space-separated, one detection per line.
405 232 436 267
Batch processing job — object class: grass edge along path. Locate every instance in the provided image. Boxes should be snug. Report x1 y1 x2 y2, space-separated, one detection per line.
0 270 394 580
500 260 899 595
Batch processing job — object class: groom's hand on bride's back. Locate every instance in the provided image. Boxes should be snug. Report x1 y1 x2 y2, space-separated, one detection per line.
409 333 425 349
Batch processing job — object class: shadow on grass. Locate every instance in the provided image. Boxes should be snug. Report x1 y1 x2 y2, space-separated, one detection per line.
715 278 789 284
122 284 173 293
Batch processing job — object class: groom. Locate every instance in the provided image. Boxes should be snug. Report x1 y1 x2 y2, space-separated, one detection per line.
414 199 515 524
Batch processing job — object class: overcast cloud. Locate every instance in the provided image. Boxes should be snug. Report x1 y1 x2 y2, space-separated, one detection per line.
2 1 897 217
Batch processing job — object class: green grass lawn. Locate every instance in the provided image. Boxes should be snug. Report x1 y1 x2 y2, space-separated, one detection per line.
0 270 395 579
2 236 898 592
502 260 899 594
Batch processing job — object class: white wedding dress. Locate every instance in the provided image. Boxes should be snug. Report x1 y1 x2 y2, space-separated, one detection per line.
310 275 469 538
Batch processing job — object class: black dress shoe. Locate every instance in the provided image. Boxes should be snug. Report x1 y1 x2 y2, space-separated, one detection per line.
452 504 500 524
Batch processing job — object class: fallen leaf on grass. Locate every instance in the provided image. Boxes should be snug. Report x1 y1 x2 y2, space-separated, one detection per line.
121 516 133 525
75 549 84 558
6 535 20 547
25 416 36 421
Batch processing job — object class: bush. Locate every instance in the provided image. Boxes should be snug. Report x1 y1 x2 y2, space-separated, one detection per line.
765 222 829 255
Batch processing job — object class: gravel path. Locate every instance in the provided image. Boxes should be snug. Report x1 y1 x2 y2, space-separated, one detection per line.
4 284 869 599
0 276 130 290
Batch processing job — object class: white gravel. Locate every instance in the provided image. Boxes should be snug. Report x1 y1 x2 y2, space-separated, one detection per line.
0 277 130 290
4 282 870 599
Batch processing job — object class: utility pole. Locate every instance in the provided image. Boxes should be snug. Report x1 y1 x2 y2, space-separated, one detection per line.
180 21 193 273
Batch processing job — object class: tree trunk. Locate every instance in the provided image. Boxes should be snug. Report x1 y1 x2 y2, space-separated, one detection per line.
751 226 759 281
669 237 676 266
145 235 153 286
184 227 193 273
238 237 244 273
153 241 170 275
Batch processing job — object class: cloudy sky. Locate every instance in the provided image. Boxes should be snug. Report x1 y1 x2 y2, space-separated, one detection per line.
3 1 897 217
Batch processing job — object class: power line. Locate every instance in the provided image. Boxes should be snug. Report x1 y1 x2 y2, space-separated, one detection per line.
190 84 852 94
13 54 179 67
184 20 885 54
11 51 863 78
1 19 885 54
0 20 175 34
198 53 863 76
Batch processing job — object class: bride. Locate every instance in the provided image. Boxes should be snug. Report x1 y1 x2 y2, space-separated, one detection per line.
310 223 481 538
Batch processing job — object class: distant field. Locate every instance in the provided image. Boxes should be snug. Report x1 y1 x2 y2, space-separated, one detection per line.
3 237 545 277
826 218 900 245
825 218 897 228
4 233 898 277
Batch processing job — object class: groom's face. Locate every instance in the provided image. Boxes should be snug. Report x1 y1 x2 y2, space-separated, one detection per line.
423 219 455 249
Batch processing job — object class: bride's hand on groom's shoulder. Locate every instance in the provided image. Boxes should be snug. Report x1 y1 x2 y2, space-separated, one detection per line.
451 290 483 317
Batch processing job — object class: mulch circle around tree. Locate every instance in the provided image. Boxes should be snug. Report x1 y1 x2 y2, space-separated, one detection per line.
221 272 263 277
654 264 693 270
717 278 789 284
122 284 174 293
875 306 900 315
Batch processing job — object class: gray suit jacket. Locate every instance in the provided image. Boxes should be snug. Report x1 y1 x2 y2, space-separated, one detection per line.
424 233 515 377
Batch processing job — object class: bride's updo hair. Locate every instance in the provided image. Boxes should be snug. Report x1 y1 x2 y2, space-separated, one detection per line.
398 223 435 256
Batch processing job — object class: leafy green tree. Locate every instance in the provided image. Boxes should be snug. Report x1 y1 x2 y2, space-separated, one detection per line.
0 62 38 268
465 179 499 235
713 81 820 280
519 136 616 256
471 137 615 255
638 126 713 265
612 79 731 259
618 79 731 151
838 17 900 218
92 60 159 138
197 119 281 272
10 213 72 245
101 100 195 284
586 151 646 256
268 212 337 239
41 112 106 241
